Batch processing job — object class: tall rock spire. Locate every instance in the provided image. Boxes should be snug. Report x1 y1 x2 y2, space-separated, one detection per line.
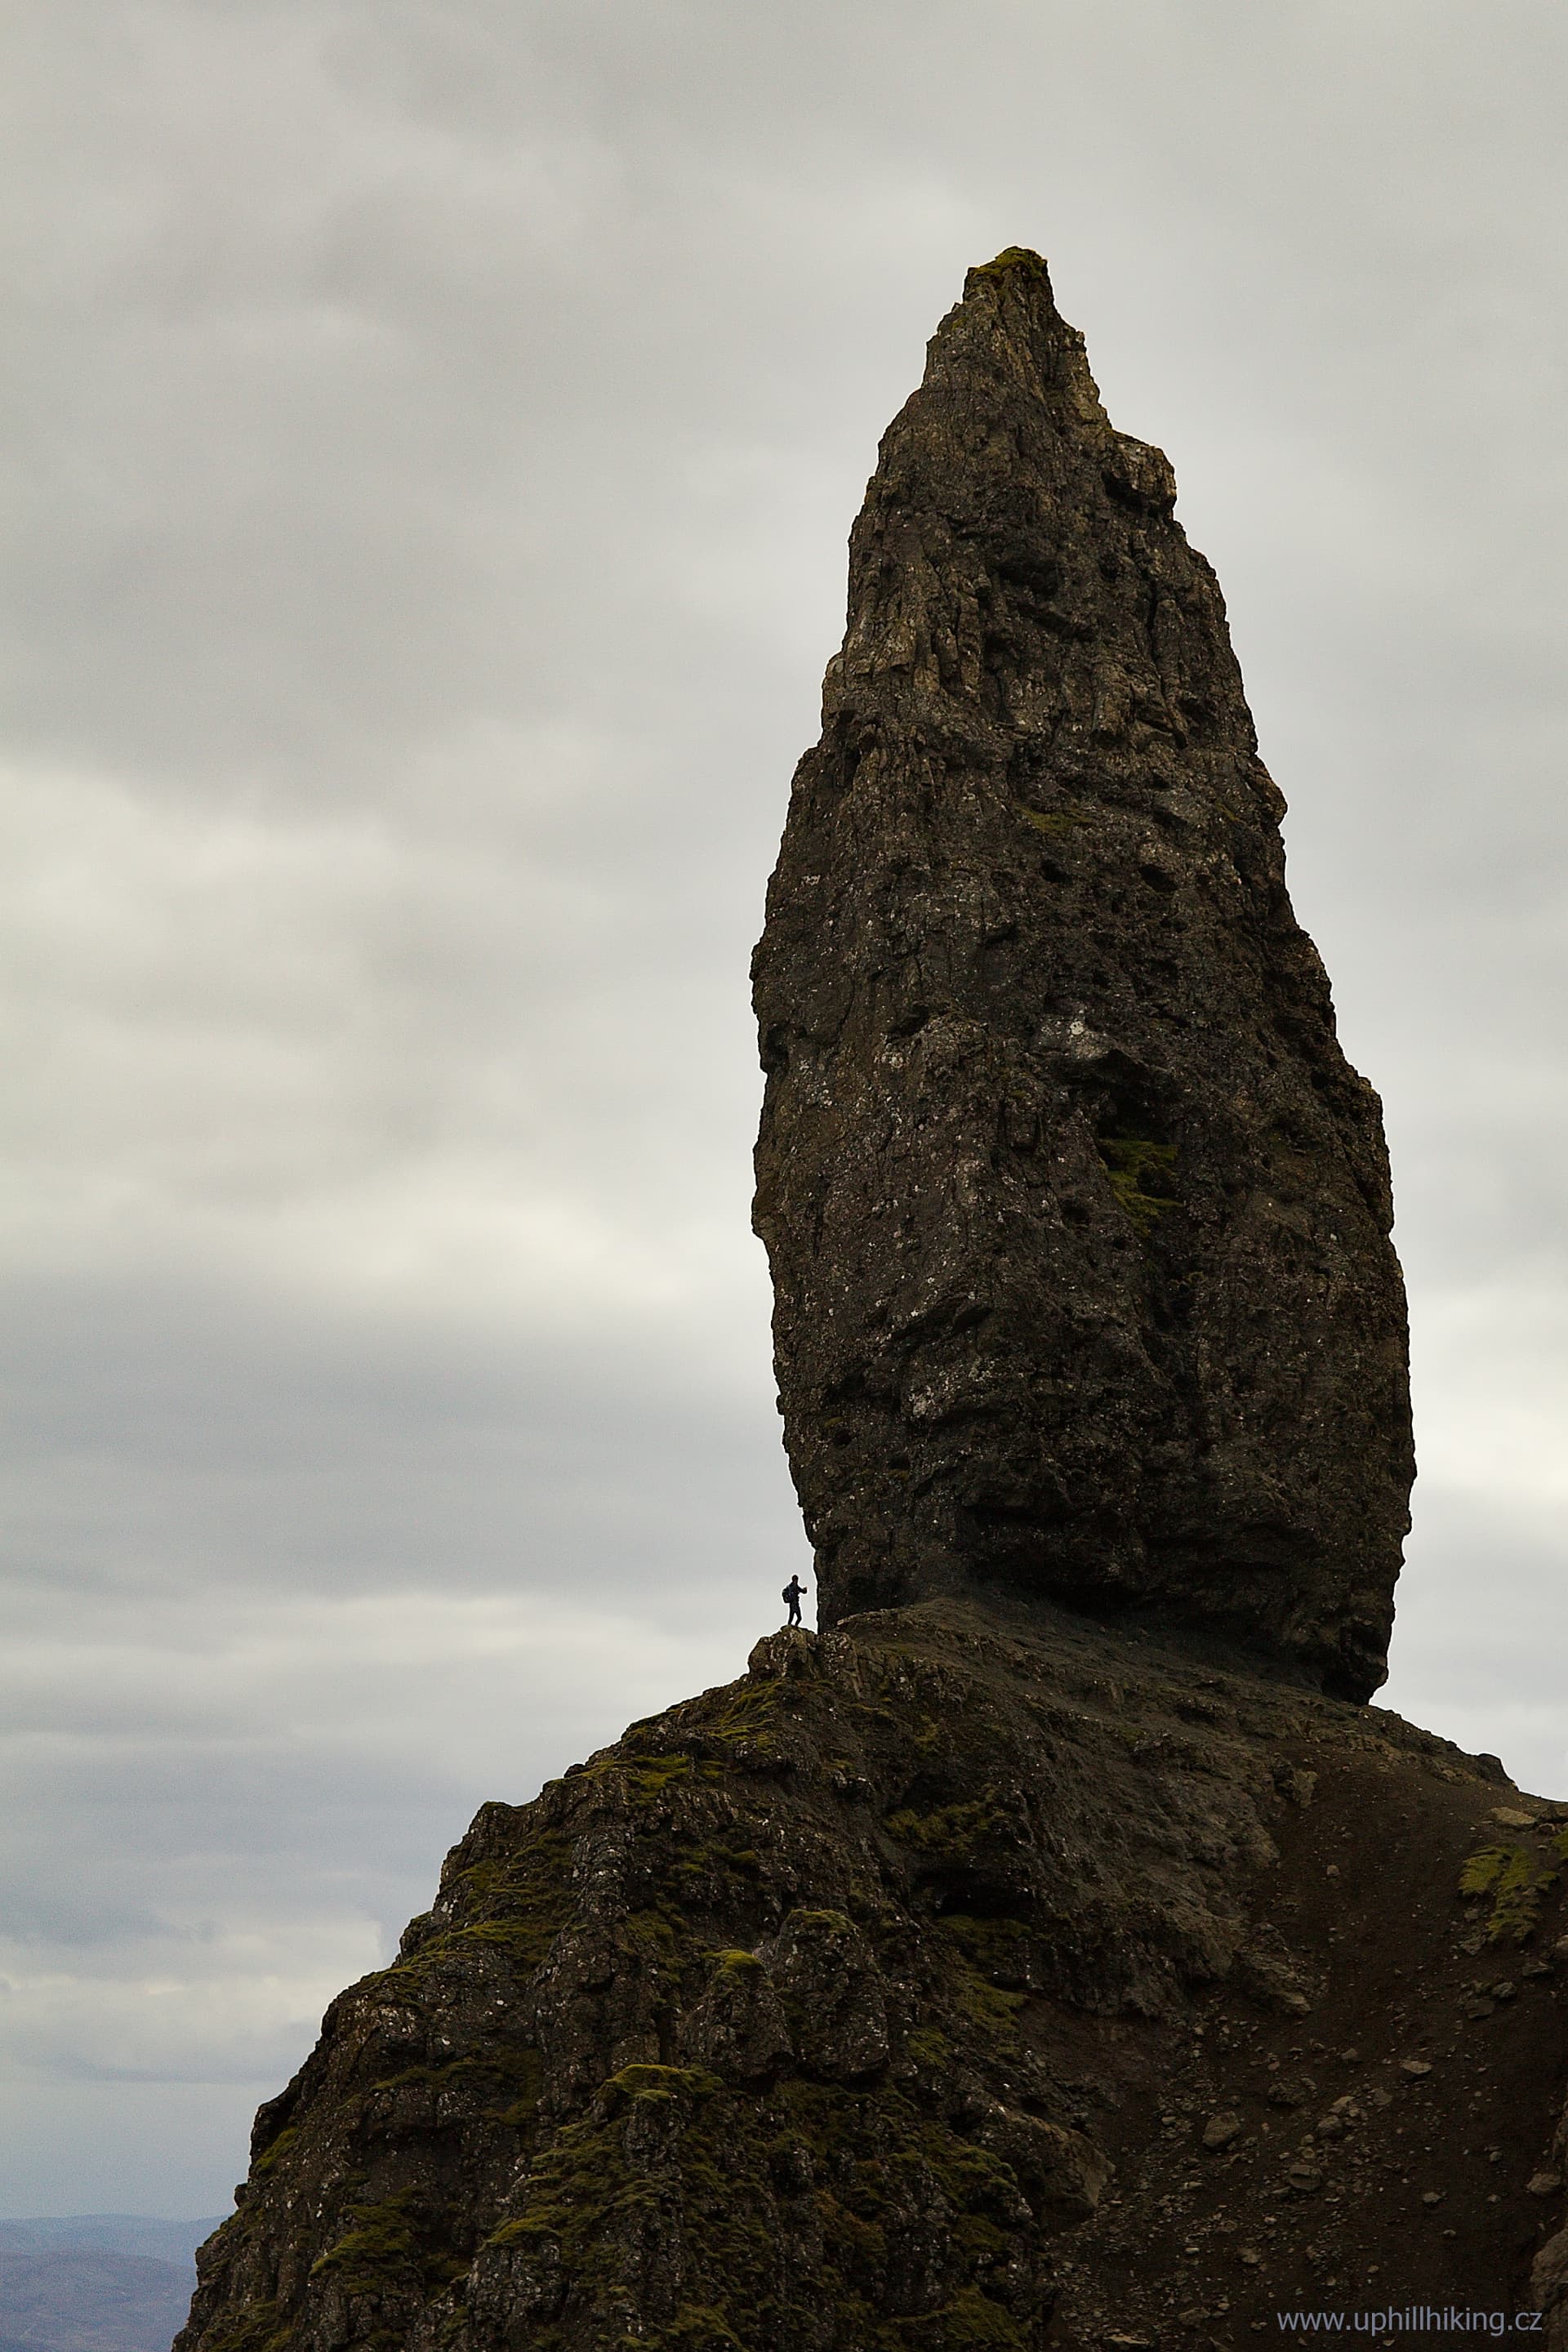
752 248 1413 1701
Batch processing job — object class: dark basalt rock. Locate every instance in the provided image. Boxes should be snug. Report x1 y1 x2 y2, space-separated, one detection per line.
752 247 1413 1702
173 1605 1568 2352
169 261 1563 2352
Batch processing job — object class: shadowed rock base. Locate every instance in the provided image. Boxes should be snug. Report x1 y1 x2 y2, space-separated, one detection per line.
753 250 1413 1702
176 1604 1568 2352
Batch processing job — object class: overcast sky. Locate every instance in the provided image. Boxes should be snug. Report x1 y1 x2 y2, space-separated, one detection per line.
3 0 1566 2221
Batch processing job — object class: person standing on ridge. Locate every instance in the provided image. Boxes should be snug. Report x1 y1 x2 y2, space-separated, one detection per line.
782 1574 807 1628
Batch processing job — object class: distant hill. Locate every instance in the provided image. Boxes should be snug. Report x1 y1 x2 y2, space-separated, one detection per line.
0 2220 223 2352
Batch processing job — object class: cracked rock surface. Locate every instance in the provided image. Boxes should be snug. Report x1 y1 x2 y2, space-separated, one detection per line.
753 247 1412 1702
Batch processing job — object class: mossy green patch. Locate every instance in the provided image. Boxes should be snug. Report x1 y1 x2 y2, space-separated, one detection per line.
385 1829 575 1989
373 2043 543 2125
816 2186 888 2267
904 2284 1027 2349
702 1678 784 1757
1459 1832 1568 1943
943 1914 1030 1985
884 1795 1003 1860
639 2305 748 2350
452 1919 553 1953
605 2061 724 2107
671 1842 763 1890
249 2123 298 2179
622 1907 683 1962
570 1751 700 1805
310 2193 420 2294
950 1958 1026 2038
450 1831 573 1918
969 247 1052 293
305 2191 470 2340
487 2068 721 2261
708 1946 762 1976
480 2065 1039 2352
200 2305 292 2352
1014 801 1088 839
1098 1135 1178 1235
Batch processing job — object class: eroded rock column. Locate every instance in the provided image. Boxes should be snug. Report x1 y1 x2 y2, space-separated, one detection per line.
752 248 1412 1700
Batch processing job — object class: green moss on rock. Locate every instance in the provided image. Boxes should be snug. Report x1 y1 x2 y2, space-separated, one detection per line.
1097 1135 1178 1235
1459 1836 1568 1943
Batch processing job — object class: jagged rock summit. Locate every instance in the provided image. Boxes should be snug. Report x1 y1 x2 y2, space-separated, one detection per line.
754 247 1413 1703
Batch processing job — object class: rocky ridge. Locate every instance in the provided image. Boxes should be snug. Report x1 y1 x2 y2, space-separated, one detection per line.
176 1604 1568 2350
753 247 1412 1703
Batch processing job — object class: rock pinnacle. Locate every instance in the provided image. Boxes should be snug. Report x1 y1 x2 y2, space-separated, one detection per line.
752 247 1413 1701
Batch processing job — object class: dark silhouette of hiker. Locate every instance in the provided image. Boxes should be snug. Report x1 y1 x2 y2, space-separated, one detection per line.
782 1575 808 1628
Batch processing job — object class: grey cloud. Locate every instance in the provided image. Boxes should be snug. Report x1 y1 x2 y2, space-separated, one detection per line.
3 0 1566 2218
0 1273 800 1600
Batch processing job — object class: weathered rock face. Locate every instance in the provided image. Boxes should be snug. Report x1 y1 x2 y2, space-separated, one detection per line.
753 248 1413 1702
167 260 1561 2352
175 1604 1568 2352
